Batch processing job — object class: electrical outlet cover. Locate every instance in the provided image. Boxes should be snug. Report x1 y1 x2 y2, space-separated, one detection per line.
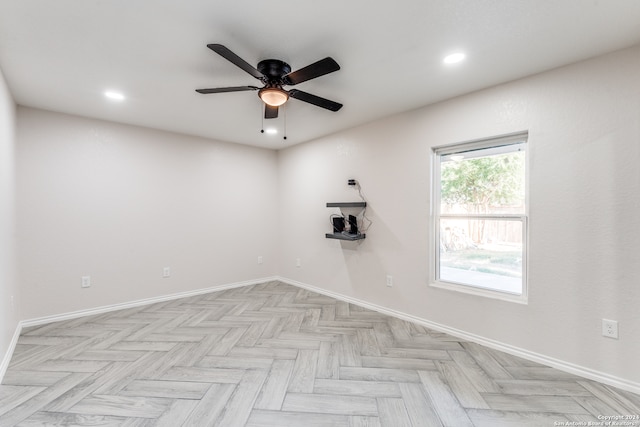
81 276 91 288
602 319 619 339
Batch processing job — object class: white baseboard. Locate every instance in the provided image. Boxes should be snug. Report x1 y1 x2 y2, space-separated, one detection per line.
4 275 639 396
20 276 278 328
0 276 277 382
0 322 23 380
278 276 640 395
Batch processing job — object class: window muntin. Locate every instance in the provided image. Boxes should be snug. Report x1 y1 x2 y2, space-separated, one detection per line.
433 133 528 299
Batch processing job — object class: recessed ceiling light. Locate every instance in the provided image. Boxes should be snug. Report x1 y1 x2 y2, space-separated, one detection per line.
265 128 278 135
104 91 125 101
443 52 466 64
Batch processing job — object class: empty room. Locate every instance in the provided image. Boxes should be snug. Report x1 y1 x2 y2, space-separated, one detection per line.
1 1 639 426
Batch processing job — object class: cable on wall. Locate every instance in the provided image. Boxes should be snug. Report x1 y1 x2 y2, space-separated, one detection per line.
349 179 373 233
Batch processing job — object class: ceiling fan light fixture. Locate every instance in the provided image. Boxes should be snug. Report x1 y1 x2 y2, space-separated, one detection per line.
259 87 288 106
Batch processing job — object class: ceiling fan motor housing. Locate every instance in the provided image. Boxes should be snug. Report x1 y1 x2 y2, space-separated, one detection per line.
257 59 291 83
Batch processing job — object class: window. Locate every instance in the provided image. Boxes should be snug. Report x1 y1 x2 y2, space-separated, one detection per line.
432 132 528 301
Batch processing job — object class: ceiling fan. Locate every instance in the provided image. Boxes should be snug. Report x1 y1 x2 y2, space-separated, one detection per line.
196 44 343 119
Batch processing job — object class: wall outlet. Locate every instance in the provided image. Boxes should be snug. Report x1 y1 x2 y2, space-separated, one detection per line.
386 275 393 287
296 258 301 268
163 267 171 278
81 276 91 288
602 319 619 339
258 256 263 265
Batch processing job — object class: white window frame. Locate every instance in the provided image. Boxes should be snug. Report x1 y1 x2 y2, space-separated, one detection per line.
430 131 529 304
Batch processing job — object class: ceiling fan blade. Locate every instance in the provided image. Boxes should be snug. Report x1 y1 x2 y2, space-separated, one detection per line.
284 57 340 85
207 44 264 79
195 86 259 94
264 104 279 119
288 89 343 111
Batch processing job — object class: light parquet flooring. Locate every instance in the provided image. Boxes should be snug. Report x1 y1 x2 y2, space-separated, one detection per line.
2 281 639 426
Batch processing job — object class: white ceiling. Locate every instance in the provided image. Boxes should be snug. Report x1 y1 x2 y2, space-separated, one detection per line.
2 1 640 150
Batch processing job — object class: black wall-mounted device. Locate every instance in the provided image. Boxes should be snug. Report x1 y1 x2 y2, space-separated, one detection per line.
332 216 345 232
348 214 358 235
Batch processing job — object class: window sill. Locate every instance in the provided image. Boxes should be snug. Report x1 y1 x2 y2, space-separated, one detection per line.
429 280 528 304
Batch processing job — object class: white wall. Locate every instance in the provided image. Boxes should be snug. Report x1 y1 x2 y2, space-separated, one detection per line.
0 65 19 373
278 45 640 385
16 108 279 319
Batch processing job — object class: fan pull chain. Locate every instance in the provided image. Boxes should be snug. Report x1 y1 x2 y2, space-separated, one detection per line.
260 102 265 133
283 104 287 140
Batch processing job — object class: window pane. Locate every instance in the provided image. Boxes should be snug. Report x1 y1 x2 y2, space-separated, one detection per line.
440 143 525 215
439 218 523 294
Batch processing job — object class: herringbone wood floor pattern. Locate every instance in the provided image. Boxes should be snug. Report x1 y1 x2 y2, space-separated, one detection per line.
1 282 638 426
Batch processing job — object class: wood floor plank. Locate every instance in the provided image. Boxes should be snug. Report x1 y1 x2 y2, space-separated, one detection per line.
180 383 235 426
196 355 273 370
362 355 436 371
495 379 593 396
67 394 171 419
398 382 444 427
287 349 318 393
466 408 572 427
349 415 382 427
356 329 381 357
448 350 502 393
483 393 591 414
282 393 378 416
107 341 177 352
339 334 362 367
120 379 210 399
436 360 490 409
314 378 401 397
505 366 584 381
301 308 321 328
153 398 199 427
381 347 450 361
317 340 340 379
208 327 248 356
339 366 421 383
227 346 298 360
159 366 244 384
246 409 350 427
372 323 394 349
418 370 474 427
1 370 70 387
72 350 145 362
256 337 321 350
254 359 295 410
29 359 110 373
376 397 412 427
461 342 513 380
237 320 268 347
174 334 220 367
214 369 268 427
320 304 336 321
17 411 148 426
